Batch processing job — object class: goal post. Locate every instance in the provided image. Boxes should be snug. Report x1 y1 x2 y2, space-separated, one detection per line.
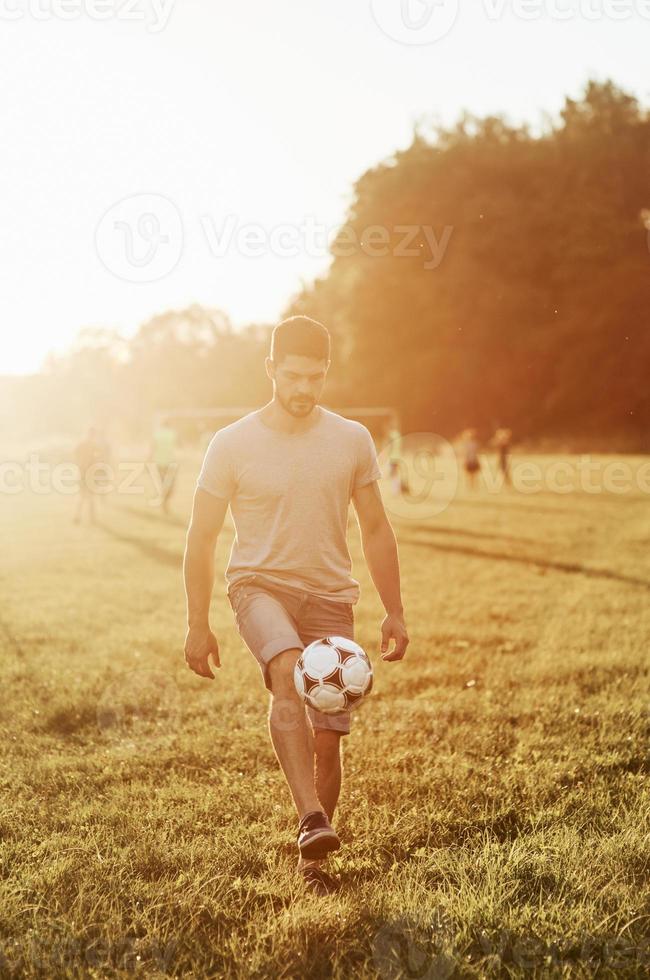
153 406 400 448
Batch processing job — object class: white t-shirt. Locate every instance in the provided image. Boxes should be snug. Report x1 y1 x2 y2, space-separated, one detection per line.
197 406 382 603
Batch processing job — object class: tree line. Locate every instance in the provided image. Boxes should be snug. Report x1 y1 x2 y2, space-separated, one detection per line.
4 80 649 449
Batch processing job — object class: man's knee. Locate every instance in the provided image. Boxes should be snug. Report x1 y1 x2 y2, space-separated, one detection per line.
267 647 303 697
267 649 308 733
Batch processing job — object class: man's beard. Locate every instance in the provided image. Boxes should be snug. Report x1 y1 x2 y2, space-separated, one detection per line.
279 392 316 417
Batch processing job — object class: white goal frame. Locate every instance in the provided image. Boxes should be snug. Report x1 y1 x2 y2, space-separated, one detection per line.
154 406 400 441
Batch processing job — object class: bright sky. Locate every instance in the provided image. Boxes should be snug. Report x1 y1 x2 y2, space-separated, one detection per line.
1 0 649 373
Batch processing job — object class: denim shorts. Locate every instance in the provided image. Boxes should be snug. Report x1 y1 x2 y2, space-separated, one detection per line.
227 574 356 735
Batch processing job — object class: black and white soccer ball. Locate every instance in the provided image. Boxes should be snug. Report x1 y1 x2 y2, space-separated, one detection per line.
294 636 373 715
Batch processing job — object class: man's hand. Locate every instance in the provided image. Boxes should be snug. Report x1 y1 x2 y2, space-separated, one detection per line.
380 611 409 662
184 625 220 679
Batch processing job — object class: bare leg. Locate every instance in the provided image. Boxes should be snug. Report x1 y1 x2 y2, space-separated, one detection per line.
267 649 323 819
266 650 345 882
294 726 343 873
313 730 342 822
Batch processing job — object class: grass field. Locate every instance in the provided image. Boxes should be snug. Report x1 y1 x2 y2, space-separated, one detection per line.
1 451 648 978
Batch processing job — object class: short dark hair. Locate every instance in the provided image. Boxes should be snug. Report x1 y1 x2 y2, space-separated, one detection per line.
270 316 330 365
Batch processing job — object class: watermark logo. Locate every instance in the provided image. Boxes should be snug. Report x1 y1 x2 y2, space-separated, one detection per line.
372 915 457 979
95 201 454 283
371 920 650 976
378 433 459 520
370 0 460 45
95 193 183 283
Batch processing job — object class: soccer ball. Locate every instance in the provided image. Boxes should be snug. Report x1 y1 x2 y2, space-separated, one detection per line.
294 636 373 715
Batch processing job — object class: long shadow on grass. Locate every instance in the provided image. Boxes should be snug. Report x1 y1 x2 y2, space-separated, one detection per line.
336 812 531 889
108 501 236 543
119 504 188 529
452 494 648 516
450 497 580 517
394 521 541 548
0 605 26 658
95 520 181 567
398 535 650 590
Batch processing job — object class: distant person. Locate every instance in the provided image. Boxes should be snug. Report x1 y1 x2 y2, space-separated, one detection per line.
74 427 101 524
93 427 112 504
493 427 513 486
386 422 407 496
461 428 481 489
151 422 178 513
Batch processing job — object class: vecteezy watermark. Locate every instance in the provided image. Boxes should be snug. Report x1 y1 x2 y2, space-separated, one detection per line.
95 196 455 283
481 0 650 22
200 215 454 270
1 933 177 975
0 0 177 32
0 456 178 507
370 0 460 46
475 930 650 972
370 0 650 45
95 193 183 283
501 455 650 495
374 437 650 518
5 452 650 507
372 918 650 977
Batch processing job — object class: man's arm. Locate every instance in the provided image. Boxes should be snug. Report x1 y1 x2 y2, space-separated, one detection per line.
183 487 229 678
351 480 409 662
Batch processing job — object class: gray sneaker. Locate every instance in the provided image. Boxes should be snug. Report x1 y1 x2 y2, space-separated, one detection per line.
297 810 340 860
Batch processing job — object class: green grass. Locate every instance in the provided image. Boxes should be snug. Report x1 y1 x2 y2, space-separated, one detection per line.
1 453 648 978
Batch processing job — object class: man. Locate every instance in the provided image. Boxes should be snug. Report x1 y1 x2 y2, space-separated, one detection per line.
183 316 409 895
386 417 409 497
461 428 481 490
493 427 513 486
